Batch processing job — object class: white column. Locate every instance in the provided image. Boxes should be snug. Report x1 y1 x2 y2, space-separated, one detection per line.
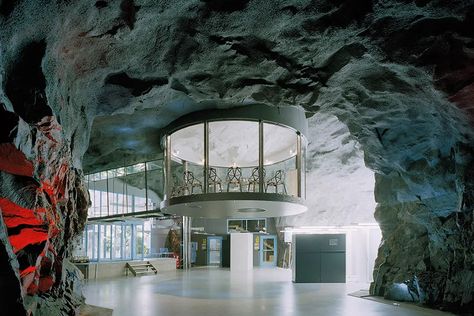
182 216 192 269
230 233 253 271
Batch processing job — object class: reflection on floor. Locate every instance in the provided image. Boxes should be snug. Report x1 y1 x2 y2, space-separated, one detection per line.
83 267 453 316
79 304 113 316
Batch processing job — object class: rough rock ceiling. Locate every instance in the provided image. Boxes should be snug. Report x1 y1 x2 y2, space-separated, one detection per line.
0 0 474 315
0 0 468 172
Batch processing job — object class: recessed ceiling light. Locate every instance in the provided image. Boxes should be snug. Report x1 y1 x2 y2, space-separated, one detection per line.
237 208 266 213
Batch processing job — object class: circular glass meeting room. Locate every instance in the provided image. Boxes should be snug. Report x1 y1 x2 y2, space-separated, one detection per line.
160 104 308 218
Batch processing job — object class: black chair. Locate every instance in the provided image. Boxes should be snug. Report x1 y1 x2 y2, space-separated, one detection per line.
266 170 287 194
208 167 222 193
226 167 243 192
247 167 266 192
183 171 203 194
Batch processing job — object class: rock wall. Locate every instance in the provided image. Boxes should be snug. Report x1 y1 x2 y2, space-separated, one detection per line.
1 0 473 314
0 3 89 314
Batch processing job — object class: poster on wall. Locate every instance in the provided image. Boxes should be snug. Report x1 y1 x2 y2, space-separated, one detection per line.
254 235 260 250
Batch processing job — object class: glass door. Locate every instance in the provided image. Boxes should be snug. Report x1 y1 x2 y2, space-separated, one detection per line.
260 235 277 267
207 236 223 266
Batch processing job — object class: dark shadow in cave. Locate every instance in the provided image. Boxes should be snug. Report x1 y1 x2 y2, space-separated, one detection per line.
0 241 26 315
5 40 52 124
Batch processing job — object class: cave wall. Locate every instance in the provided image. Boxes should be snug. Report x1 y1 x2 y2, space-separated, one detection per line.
0 3 90 314
0 0 473 314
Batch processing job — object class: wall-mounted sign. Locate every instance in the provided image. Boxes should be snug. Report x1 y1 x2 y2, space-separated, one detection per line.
254 235 260 250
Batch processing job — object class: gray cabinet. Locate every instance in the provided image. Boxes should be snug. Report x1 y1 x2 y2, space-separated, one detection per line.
292 234 346 283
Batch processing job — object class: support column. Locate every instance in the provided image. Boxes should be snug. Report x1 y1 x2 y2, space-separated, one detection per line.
204 121 209 193
144 162 148 211
296 133 302 198
182 216 192 270
164 135 171 200
259 120 264 193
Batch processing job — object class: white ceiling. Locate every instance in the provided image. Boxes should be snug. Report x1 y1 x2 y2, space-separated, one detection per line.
170 121 297 167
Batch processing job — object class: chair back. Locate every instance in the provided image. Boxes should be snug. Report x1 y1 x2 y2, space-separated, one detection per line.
250 167 266 181
226 167 242 181
208 167 218 181
275 170 284 182
183 171 195 184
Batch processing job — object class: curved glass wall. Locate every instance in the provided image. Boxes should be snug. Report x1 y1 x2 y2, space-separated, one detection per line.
163 120 306 200
169 123 204 197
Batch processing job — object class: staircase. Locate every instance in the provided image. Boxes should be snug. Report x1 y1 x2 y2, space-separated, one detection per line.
126 261 158 276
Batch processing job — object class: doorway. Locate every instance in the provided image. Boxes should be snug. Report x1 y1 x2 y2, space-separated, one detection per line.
207 236 223 266
259 235 277 267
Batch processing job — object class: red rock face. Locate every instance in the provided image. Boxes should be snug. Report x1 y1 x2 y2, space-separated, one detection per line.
0 116 88 314
0 144 34 177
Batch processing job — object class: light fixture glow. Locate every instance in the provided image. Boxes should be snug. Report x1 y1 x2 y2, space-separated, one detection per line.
237 208 266 213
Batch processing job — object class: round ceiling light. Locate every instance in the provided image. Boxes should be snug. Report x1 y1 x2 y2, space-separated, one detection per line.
237 207 266 213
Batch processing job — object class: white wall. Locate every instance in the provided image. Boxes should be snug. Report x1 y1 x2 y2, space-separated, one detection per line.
346 227 382 283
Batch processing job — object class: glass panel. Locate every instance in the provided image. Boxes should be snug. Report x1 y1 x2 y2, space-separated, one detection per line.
206 165 260 193
99 225 112 260
263 123 298 196
112 225 122 260
301 137 307 199
263 238 274 251
87 175 108 218
108 170 127 216
123 225 132 259
247 219 265 233
170 124 204 197
264 156 297 196
126 163 146 175
87 224 98 261
263 251 274 263
144 220 152 258
135 224 144 259
146 160 161 171
170 158 185 197
73 231 87 258
152 219 176 258
146 162 163 210
100 191 108 216
119 168 148 213
228 220 245 232
208 238 221 265
209 121 260 192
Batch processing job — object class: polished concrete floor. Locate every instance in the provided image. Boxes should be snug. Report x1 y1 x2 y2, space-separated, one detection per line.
83 267 453 316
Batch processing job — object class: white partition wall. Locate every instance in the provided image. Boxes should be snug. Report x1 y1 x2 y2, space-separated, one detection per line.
230 233 253 271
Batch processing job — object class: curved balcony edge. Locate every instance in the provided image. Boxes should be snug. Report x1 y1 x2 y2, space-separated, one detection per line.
160 192 307 218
